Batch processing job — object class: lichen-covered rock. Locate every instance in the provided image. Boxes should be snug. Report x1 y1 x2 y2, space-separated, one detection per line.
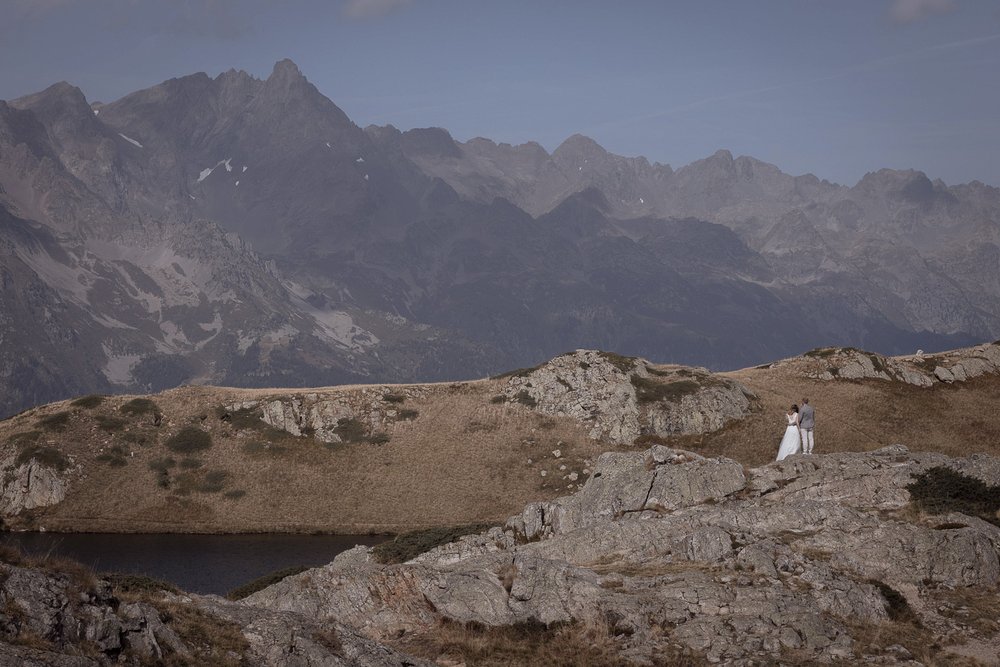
500 349 754 445
0 456 68 516
226 387 427 443
800 342 1000 388
243 445 1000 665
0 556 430 667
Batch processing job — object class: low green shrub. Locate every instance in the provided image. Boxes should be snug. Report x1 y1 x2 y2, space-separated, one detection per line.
202 470 228 489
15 445 70 471
165 427 212 453
70 394 105 409
104 572 179 595
120 398 159 416
633 433 671 447
869 579 919 624
513 390 537 408
95 446 127 467
372 523 495 564
490 395 507 404
7 431 42 448
631 376 700 404
490 362 544 380
223 489 246 500
94 415 127 432
148 457 176 488
148 457 176 473
225 565 309 601
121 431 153 446
36 411 71 431
333 417 367 442
907 466 1000 526
382 393 406 404
596 351 637 373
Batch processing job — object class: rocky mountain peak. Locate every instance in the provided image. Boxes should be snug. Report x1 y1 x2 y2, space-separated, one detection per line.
551 133 609 165
10 81 92 120
400 127 462 158
709 148 734 162
264 58 311 95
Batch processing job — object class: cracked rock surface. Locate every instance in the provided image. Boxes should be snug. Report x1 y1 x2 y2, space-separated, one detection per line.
499 349 755 444
246 444 1000 665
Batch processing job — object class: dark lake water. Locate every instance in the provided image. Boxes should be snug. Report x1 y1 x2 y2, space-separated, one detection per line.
0 532 385 596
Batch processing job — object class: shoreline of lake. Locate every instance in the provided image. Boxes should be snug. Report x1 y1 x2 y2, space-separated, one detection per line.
0 531 387 596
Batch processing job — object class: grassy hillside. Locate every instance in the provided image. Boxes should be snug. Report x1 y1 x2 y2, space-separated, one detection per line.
1 381 600 533
3 344 1000 534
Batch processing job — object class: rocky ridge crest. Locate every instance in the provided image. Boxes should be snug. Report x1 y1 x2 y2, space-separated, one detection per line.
246 445 1000 665
794 342 1000 386
498 350 755 445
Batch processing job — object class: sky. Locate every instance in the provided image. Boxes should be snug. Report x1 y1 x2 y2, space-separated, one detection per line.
2 0 999 187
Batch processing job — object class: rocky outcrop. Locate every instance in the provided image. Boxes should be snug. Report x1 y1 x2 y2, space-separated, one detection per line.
245 445 1000 665
499 350 755 444
799 342 1000 387
225 386 427 443
0 455 68 517
0 556 430 666
0 562 184 664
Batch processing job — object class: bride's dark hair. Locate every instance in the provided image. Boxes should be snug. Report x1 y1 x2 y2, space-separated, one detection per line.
791 404 799 412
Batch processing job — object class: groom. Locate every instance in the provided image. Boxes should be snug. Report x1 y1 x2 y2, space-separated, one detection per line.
799 398 815 454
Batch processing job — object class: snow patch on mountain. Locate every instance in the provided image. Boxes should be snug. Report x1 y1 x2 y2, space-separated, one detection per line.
118 133 143 148
197 158 233 183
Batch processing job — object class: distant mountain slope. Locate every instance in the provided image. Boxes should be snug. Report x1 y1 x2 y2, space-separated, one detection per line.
0 60 995 417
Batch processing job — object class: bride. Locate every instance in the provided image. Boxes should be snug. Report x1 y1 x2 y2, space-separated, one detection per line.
776 404 800 461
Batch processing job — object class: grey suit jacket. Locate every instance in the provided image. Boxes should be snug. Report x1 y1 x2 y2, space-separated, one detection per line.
799 404 815 429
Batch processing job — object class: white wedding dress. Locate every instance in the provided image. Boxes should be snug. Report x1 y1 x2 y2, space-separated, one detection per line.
775 413 800 461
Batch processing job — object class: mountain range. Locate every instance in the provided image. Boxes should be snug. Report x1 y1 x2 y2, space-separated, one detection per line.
1 59 998 417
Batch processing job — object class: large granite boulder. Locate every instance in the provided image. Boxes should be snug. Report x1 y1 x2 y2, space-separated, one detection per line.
499 349 755 444
0 455 69 517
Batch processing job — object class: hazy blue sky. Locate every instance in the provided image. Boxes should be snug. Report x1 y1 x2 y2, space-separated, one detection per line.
2 0 999 186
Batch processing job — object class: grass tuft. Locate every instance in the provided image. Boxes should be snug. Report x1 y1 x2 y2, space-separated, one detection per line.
394 617 705 667
513 390 537 408
869 579 919 624
104 572 179 595
95 445 127 467
596 351 638 374
631 376 701 404
70 394 105 409
225 565 309 600
372 523 495 564
94 415 127 432
165 427 212 453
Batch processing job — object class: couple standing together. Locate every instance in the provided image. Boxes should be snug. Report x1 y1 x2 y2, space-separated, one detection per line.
776 398 815 461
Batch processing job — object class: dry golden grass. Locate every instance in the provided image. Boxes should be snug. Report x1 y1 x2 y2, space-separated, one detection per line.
1 381 602 533
391 618 707 667
682 363 1000 466
4 350 1000 534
